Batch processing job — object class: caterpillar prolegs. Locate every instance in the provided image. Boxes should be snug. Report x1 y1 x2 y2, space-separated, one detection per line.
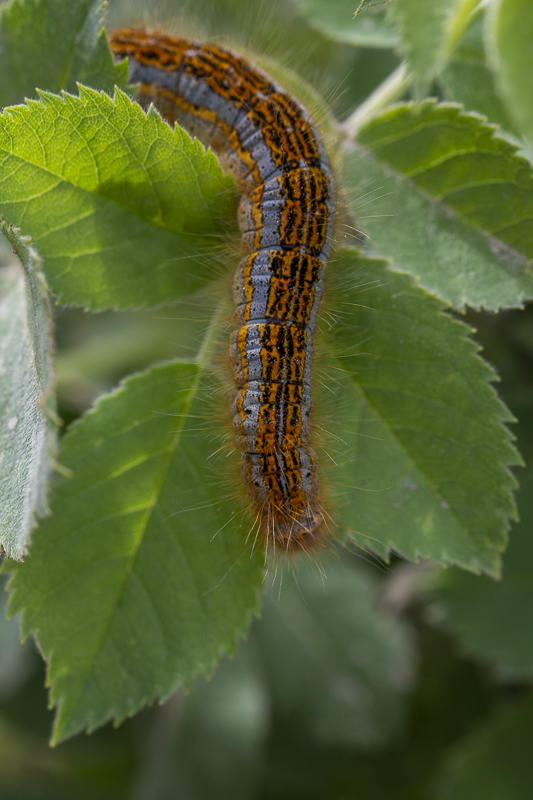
109 30 336 554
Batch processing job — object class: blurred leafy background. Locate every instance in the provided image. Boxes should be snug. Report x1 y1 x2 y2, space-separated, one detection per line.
1 0 533 797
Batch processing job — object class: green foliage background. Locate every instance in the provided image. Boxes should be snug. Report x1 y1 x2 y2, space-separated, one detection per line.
0 0 532 797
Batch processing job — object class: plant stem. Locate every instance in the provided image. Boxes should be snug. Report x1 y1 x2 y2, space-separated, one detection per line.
340 62 409 140
196 299 227 370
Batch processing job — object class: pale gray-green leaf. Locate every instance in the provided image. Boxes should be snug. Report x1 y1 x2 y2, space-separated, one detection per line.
0 222 57 560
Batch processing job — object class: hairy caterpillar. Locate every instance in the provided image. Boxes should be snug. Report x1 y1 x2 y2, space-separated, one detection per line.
109 29 336 554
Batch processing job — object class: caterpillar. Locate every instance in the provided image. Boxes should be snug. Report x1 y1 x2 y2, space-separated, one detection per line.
109 29 336 554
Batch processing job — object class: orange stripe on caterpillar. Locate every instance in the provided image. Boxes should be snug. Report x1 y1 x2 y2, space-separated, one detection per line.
109 29 336 554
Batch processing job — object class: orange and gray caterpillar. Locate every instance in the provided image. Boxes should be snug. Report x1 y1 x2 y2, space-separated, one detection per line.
109 30 336 553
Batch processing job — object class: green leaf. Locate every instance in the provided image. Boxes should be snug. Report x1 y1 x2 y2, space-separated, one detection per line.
0 87 235 310
324 251 520 576
386 0 482 94
342 101 533 310
4 254 515 742
431 471 533 678
3 360 263 743
0 0 128 107
0 222 57 560
435 693 533 800
441 57 513 130
255 559 413 748
487 0 533 148
387 0 466 95
440 11 516 133
433 330 533 680
296 0 399 47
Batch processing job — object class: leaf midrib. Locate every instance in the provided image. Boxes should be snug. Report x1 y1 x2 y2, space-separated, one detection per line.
52 361 207 736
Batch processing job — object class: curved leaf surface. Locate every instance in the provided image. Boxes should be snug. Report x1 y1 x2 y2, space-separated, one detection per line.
324 250 520 575
0 223 57 560
342 101 533 309
4 360 263 743
0 87 235 310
